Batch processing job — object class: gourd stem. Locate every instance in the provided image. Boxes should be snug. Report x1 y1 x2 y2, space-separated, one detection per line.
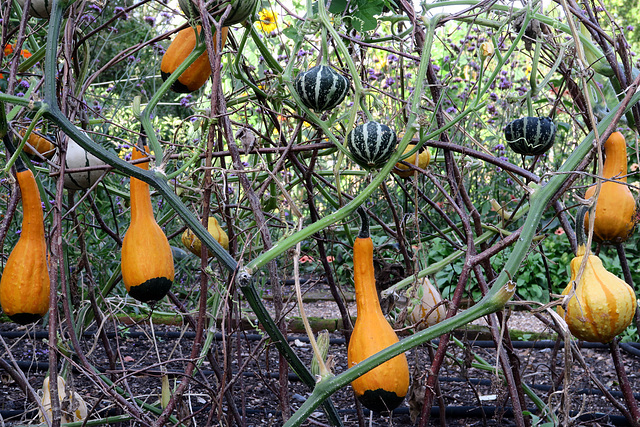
575 205 589 251
357 207 369 238
2 134 27 173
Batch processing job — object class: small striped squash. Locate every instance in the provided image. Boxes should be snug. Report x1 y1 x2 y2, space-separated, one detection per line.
16 0 52 18
407 277 446 330
504 116 556 156
178 0 258 26
347 121 397 169
55 134 107 190
160 25 229 94
294 65 350 112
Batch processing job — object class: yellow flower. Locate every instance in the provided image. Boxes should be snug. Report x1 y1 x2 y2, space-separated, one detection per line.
257 8 278 33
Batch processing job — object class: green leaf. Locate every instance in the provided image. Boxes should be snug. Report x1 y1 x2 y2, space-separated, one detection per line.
328 0 347 14
344 0 386 32
282 25 303 43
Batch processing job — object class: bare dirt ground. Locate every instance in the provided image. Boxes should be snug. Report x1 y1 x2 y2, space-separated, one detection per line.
0 280 638 426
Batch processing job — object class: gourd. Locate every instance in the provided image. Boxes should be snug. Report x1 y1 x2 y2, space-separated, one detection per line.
181 216 229 257
583 131 637 244
393 144 430 178
347 121 397 169
556 206 637 343
0 135 50 324
160 25 229 93
39 376 88 424
121 140 174 302
347 208 410 413
407 277 447 330
504 116 556 156
54 134 107 190
293 65 350 112
16 0 52 19
178 0 258 26
18 128 56 159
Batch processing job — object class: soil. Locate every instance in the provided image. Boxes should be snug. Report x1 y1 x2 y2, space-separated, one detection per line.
0 279 639 426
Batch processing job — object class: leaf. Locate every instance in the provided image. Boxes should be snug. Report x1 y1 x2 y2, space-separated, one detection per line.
344 0 386 32
282 24 303 43
328 0 348 14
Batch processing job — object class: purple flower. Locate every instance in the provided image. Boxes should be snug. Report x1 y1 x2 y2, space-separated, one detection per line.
445 106 457 114
628 25 635 31
16 92 24 97
18 80 29 89
114 6 129 19
144 16 156 26
180 96 191 107
88 3 102 12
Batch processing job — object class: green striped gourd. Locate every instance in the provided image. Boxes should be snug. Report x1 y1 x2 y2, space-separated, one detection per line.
178 0 258 25
347 121 397 169
504 116 556 156
16 0 52 18
55 134 107 190
294 65 350 112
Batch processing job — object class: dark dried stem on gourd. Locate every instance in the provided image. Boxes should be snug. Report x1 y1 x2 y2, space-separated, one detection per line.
357 207 369 238
575 205 589 250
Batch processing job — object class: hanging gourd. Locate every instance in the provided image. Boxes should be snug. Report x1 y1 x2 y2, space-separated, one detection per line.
504 116 556 156
407 277 447 330
121 136 174 302
178 0 258 26
39 376 88 424
556 206 637 343
347 208 410 413
18 128 56 159
347 121 398 169
393 144 431 178
0 135 50 324
583 131 637 244
160 25 229 94
181 216 229 257
53 133 107 190
16 0 53 19
293 65 350 112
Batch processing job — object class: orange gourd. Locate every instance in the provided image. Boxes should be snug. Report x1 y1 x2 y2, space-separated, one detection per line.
557 206 637 343
181 216 229 257
347 208 410 413
393 144 430 178
18 128 55 159
584 131 637 243
121 140 174 302
0 136 50 324
160 25 228 93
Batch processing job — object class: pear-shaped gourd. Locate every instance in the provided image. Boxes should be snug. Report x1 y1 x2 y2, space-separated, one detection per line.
121 143 174 302
347 208 410 413
18 128 56 159
407 277 446 330
584 131 637 244
181 216 229 257
393 144 431 178
557 206 637 343
39 375 88 424
0 136 50 324
160 25 228 93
